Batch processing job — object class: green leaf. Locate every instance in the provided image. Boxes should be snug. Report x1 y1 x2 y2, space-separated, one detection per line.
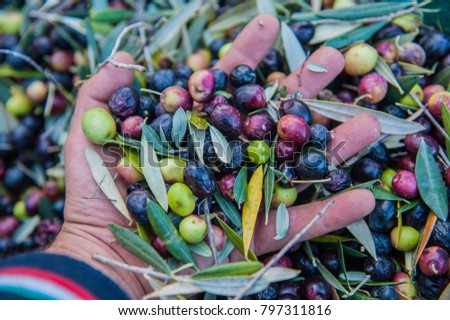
442 101 450 135
338 241 351 289
281 21 306 73
274 203 289 240
372 185 410 203
85 148 131 221
424 0 450 34
316 2 413 20
218 238 235 262
397 199 421 215
303 99 424 135
310 22 360 45
416 141 449 221
214 191 242 229
311 234 355 243
264 167 275 224
256 0 276 15
141 133 168 211
85 19 99 73
325 21 388 49
216 218 258 262
347 219 377 260
316 260 349 294
12 216 40 245
171 107 187 147
148 0 203 54
188 2 213 50
147 200 198 269
264 81 278 102
90 8 134 22
187 121 205 163
108 224 171 274
398 62 435 76
374 55 404 95
383 75 422 104
342 245 368 258
233 166 248 209
207 1 258 33
149 282 203 298
209 126 232 164
192 261 263 279
189 241 212 258
433 67 450 88
306 63 328 73
188 276 269 297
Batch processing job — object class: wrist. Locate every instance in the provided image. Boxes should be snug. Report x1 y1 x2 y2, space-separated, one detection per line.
47 222 147 299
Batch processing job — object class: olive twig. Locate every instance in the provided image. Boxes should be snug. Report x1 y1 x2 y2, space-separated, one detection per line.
233 200 335 300
92 254 173 281
0 49 74 104
96 22 151 73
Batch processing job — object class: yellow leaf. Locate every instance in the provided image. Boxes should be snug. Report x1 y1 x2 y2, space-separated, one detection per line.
242 165 264 259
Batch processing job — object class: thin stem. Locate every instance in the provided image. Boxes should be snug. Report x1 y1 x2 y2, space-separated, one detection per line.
341 274 371 298
204 200 220 265
92 254 172 281
0 49 74 104
96 22 150 73
233 200 335 300
133 18 165 63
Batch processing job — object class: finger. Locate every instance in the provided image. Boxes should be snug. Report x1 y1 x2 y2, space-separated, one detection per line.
213 14 280 74
253 189 375 255
280 46 345 97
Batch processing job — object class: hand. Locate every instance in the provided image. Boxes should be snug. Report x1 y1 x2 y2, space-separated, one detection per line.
48 14 381 299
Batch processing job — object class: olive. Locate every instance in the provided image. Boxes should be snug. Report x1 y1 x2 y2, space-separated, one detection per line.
372 231 393 255
418 32 450 64
323 169 352 193
247 140 271 165
429 220 450 252
358 72 388 104
368 200 397 233
309 124 330 150
168 183 196 217
219 174 237 201
174 64 193 80
258 49 284 76
277 115 310 146
404 133 439 157
160 86 193 113
398 42 426 66
150 114 173 141
233 84 266 111
345 43 378 76
108 86 139 119
271 184 297 208
363 255 396 282
277 162 298 188
147 69 176 92
300 275 331 300
319 250 340 276
215 140 245 173
371 286 399 300
243 113 275 140
126 190 153 224
289 22 315 45
418 246 449 277
403 201 429 230
351 157 382 182
390 226 420 251
294 151 328 180
415 270 448 300
391 170 419 200
211 68 228 92
209 103 242 138
397 155 415 172
230 64 256 88
279 99 312 125
255 283 279 300
368 143 389 167
183 161 216 199
188 69 215 103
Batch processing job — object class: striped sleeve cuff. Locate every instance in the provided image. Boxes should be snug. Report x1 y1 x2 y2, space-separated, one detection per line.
0 253 129 300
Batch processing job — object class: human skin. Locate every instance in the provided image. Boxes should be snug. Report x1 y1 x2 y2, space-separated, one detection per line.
48 14 380 299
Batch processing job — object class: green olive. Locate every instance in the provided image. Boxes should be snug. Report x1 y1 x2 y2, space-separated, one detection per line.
160 157 186 183
247 140 271 164
178 215 207 244
381 168 397 189
390 226 420 251
168 183 196 217
13 200 28 220
82 107 117 145
271 184 298 208
6 94 33 116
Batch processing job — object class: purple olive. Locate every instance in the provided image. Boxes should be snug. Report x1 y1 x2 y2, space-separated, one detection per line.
188 69 215 103
418 246 449 277
300 275 331 300
160 86 193 113
209 103 243 138
0 216 20 238
108 86 140 119
151 236 171 258
243 112 275 140
275 140 299 164
358 72 388 104
233 84 266 111
219 173 236 201
404 133 439 157
25 189 46 216
399 42 426 66
279 99 312 125
392 170 419 200
277 115 310 146
397 155 415 172
121 115 144 140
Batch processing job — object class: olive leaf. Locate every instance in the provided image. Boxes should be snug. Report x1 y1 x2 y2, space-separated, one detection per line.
316 2 413 20
216 217 258 262
439 282 450 300
84 19 99 73
306 63 328 73
442 102 450 135
85 148 131 221
256 0 276 15
187 117 205 163
274 203 289 241
398 62 435 76
209 125 232 164
171 107 187 147
192 261 263 279
316 259 349 294
142 124 165 153
416 140 448 221
207 1 258 33
214 191 242 229
384 75 422 104
342 245 367 258
38 197 54 219
264 81 278 102
148 282 203 298
188 2 213 49
187 276 269 297
346 219 377 260
302 99 424 135
147 200 198 270
374 55 404 95
338 241 351 289
12 216 40 245
243 165 264 259
188 241 212 258
141 133 169 211
148 0 203 54
433 66 450 87
397 199 421 215
310 22 360 45
233 166 248 209
218 238 235 262
108 224 171 274
264 167 275 224
281 21 306 72
372 185 410 203
90 8 134 22
325 21 388 49
311 234 355 243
